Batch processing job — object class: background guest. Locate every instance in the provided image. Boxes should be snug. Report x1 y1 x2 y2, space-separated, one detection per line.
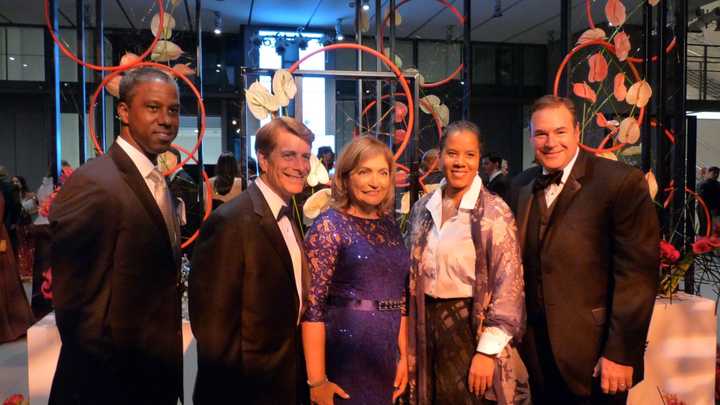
302 136 409 405
481 154 511 202
698 166 720 236
205 152 243 209
406 121 528 404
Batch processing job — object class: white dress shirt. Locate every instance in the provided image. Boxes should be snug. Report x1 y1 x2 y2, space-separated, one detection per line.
116 137 168 208
422 175 511 355
488 169 503 184
255 177 303 316
542 148 579 207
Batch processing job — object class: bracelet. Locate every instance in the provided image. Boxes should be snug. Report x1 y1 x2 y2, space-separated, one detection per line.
307 376 329 388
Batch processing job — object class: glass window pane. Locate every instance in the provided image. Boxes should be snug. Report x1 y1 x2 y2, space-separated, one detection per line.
473 45 495 84
175 116 222 165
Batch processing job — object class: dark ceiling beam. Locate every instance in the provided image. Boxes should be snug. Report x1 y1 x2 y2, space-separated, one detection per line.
452 0 527 41
59 8 76 28
248 0 255 26
0 12 11 24
115 0 137 30
499 0 583 43
405 0 458 38
304 0 324 30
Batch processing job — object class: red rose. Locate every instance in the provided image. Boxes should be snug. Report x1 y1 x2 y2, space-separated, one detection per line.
659 240 681 263
3 394 25 405
692 237 714 255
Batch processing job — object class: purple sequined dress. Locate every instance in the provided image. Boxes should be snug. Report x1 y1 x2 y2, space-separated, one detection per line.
303 208 409 405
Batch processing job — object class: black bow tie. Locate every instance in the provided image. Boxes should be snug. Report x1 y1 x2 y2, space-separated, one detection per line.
533 170 563 193
277 205 293 221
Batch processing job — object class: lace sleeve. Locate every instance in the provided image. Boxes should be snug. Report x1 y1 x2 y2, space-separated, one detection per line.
301 212 342 322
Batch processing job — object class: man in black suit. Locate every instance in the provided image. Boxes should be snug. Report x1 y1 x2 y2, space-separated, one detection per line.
509 95 659 404
49 67 183 404
697 166 720 235
190 117 313 404
481 153 511 202
160 147 202 250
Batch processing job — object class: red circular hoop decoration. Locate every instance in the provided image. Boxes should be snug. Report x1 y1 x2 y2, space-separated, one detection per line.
171 143 213 249
554 38 645 154
379 0 464 88
663 184 712 238
44 0 164 71
87 61 206 176
288 43 414 161
361 93 443 192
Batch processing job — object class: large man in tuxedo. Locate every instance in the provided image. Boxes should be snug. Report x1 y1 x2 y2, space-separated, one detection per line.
49 67 183 404
509 95 659 404
190 117 314 404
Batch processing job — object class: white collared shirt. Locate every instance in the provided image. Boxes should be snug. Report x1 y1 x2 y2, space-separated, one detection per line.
421 174 511 355
255 177 303 317
542 148 580 207
116 137 168 208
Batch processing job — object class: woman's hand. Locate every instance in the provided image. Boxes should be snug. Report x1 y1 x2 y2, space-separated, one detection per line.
392 355 408 403
468 352 495 397
310 380 350 405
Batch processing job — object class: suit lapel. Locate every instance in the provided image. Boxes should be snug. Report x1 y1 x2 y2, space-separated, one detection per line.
543 150 589 245
516 181 534 251
248 183 297 292
109 144 175 256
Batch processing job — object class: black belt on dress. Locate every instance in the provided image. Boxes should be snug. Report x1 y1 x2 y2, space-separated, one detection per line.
327 295 403 311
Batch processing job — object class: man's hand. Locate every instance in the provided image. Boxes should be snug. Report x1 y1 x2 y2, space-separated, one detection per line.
593 356 633 395
468 353 495 397
310 380 350 405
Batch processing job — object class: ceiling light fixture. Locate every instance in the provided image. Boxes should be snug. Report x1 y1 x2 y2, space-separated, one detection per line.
213 11 223 35
362 0 370 11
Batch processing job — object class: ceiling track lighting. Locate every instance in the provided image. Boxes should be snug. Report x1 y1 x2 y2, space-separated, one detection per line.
335 18 344 41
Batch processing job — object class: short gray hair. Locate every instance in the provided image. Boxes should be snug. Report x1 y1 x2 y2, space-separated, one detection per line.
119 67 178 104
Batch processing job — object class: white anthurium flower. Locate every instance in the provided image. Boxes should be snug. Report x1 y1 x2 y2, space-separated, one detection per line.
272 69 297 107
151 12 176 39
359 9 370 32
303 188 332 223
150 40 183 62
436 104 450 127
403 68 425 87
245 81 279 120
307 154 330 187
419 95 441 114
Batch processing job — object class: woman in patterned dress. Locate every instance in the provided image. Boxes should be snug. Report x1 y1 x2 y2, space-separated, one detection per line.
406 121 529 405
302 136 409 405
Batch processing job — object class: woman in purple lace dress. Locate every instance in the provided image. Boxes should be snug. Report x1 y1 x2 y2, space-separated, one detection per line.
302 137 409 405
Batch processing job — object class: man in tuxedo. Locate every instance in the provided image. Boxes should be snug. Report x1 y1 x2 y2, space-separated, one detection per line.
190 117 313 404
481 153 511 202
49 67 183 404
509 95 659 404
697 166 720 235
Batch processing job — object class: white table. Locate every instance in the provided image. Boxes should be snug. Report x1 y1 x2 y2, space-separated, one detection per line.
628 293 717 405
27 313 197 405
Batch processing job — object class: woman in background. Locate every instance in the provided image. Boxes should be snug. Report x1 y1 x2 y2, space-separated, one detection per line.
206 152 243 208
302 136 409 404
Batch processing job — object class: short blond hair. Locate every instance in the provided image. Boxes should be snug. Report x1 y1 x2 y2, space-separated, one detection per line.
331 136 396 215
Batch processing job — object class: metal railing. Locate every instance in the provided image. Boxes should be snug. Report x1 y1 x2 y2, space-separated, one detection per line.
687 43 720 100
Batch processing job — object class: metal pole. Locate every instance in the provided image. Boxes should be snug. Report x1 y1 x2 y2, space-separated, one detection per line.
641 1 652 172
388 0 396 143
685 115 697 294
462 0 471 119
375 0 382 137
560 0 571 96
656 0 669 232
95 0 106 151
676 0 690 293
76 0 86 163
195 0 204 209
49 0 62 180
356 2 363 130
